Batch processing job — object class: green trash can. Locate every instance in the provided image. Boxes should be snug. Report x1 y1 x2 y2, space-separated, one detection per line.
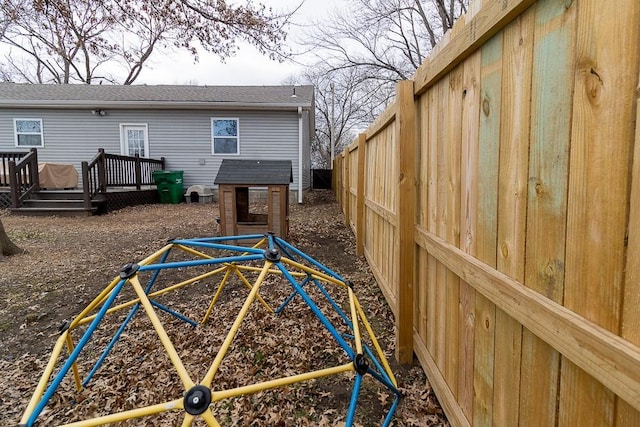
152 170 184 204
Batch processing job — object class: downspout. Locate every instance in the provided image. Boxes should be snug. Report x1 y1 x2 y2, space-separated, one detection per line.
298 106 303 204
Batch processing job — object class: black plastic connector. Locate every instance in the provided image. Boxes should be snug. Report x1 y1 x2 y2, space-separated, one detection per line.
183 385 212 415
354 353 369 375
58 319 71 335
264 248 282 262
119 263 139 279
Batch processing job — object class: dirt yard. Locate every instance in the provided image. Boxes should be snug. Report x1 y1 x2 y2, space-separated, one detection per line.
0 190 448 426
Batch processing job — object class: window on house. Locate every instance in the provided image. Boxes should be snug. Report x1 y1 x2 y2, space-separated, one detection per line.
14 118 44 147
120 124 149 157
212 118 239 155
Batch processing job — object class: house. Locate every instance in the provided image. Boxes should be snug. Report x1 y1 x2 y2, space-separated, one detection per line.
0 83 314 203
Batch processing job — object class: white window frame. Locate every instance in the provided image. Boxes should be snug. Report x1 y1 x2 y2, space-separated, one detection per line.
211 117 240 155
14 118 44 147
119 123 150 158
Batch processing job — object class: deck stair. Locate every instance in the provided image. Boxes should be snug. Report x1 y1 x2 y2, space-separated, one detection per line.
10 190 103 217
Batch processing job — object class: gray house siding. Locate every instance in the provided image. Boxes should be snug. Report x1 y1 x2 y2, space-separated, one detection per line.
0 108 306 193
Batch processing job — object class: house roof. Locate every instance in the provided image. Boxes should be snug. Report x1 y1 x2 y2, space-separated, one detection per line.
0 83 314 111
214 159 293 186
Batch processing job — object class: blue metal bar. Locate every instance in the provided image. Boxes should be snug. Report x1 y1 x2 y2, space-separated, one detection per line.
149 299 198 327
188 234 266 243
344 373 363 427
313 278 353 329
27 278 127 426
275 237 346 282
275 275 312 314
171 239 264 255
83 304 140 387
366 365 400 395
138 254 263 271
274 239 296 260
277 264 354 359
267 233 276 250
362 345 396 391
382 395 400 427
83 250 172 387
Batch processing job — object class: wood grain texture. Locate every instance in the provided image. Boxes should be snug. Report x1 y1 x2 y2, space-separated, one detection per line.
473 31 503 427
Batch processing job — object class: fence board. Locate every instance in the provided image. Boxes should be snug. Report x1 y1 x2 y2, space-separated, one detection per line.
561 0 639 424
472 30 503 427
618 53 640 426
458 49 481 420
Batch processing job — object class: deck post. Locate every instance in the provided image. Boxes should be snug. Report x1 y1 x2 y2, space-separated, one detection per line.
8 161 19 208
97 149 107 192
81 161 91 210
135 154 142 190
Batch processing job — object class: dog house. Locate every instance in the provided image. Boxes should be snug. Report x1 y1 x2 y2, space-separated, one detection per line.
214 159 292 240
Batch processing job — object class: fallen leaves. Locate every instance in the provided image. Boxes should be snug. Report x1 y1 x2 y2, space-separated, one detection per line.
0 191 449 426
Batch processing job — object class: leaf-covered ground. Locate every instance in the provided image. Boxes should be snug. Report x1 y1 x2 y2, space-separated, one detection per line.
0 190 448 426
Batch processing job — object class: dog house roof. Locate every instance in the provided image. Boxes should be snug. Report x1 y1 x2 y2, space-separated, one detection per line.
214 159 293 186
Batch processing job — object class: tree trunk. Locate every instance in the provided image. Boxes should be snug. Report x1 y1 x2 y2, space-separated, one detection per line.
0 218 23 260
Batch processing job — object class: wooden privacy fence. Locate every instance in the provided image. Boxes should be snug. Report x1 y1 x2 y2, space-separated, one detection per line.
334 0 640 425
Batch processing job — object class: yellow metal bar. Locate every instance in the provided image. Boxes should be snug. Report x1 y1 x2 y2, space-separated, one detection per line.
65 333 82 391
180 413 194 427
62 398 184 427
251 237 267 248
280 257 348 288
200 409 222 427
348 287 363 355
69 276 121 329
129 275 194 390
232 266 274 313
20 334 67 425
201 261 273 387
234 264 306 277
354 297 398 387
211 363 354 401
174 244 214 260
136 243 174 266
77 265 229 327
202 266 233 324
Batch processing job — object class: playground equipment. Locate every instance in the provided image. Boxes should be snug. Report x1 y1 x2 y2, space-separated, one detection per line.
19 233 400 426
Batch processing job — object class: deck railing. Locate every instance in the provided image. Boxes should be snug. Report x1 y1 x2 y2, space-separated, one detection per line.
0 150 29 187
81 149 165 209
6 148 39 208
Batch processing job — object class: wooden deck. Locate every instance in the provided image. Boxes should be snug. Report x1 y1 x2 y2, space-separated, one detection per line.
1 149 164 216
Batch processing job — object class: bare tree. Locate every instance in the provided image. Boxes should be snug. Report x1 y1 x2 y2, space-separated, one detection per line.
296 0 468 164
0 0 295 84
0 218 23 261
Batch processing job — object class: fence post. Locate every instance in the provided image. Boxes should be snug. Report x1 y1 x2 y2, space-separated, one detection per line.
396 80 417 364
344 148 351 227
356 133 366 257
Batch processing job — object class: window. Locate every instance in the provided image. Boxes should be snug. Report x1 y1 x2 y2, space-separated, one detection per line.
14 118 44 147
212 118 239 155
120 124 149 158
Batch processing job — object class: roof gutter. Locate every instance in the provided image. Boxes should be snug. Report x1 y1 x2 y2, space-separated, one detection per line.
0 100 313 111
298 106 303 204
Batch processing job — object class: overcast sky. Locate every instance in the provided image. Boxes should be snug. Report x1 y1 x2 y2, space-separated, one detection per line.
137 0 340 86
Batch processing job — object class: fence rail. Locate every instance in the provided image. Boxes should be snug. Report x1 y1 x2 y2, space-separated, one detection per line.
334 0 640 425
